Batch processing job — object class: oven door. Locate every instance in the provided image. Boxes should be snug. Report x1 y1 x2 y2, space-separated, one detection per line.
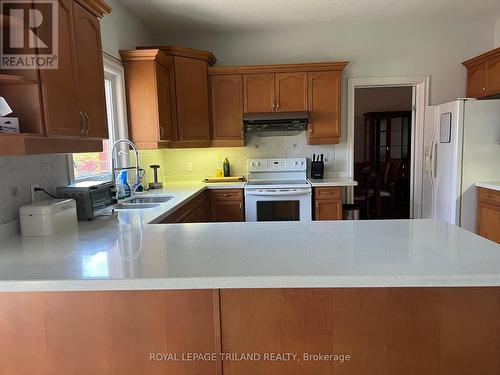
245 188 312 222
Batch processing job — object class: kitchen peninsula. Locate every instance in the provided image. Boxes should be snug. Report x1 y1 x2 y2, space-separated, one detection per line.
0 183 499 374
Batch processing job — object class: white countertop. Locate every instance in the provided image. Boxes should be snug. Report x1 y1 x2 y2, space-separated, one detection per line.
308 177 358 187
476 181 500 192
0 182 499 293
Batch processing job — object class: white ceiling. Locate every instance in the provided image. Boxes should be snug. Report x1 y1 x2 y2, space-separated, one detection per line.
118 0 500 34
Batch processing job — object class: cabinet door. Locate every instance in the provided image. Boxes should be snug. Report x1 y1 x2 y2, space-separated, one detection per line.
38 0 81 137
211 75 244 146
478 202 500 244
315 200 342 220
73 1 108 139
486 55 500 96
275 72 307 112
174 56 211 144
243 73 275 113
211 201 244 222
156 62 174 141
307 71 341 144
467 64 487 98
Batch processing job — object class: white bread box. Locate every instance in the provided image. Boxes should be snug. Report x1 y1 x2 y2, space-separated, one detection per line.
19 199 77 236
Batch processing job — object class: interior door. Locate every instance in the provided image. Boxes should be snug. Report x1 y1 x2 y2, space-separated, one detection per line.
275 72 307 112
73 1 108 139
38 0 81 137
243 73 275 113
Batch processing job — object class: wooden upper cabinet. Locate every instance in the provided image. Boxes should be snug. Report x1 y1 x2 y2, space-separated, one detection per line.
307 71 341 144
463 47 500 98
210 74 244 147
486 54 500 96
121 50 174 149
243 73 275 113
73 1 107 139
156 62 174 142
467 64 487 98
122 46 214 149
173 56 211 146
38 0 80 137
275 72 307 111
37 0 108 140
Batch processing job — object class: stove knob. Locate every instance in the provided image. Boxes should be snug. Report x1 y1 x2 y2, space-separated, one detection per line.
294 161 298 166
251 162 255 167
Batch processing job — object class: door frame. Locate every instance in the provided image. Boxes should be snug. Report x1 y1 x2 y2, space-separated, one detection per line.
346 76 430 218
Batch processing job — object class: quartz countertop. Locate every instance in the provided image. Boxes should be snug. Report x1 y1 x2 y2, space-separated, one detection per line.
0 183 499 294
476 181 500 192
308 177 358 187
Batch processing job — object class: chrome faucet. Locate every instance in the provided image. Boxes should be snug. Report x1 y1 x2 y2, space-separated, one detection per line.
111 139 141 194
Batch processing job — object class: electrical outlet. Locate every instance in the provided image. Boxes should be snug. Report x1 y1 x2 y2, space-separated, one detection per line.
30 184 40 203
185 162 193 172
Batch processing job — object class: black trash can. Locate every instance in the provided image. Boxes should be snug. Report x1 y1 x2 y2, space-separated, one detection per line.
343 204 361 220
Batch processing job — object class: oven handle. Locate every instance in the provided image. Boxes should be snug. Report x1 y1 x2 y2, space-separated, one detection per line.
245 189 311 196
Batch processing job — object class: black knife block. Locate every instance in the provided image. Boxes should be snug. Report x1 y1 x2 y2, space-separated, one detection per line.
311 160 324 179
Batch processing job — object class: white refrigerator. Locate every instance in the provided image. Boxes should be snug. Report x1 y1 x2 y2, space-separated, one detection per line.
422 99 500 232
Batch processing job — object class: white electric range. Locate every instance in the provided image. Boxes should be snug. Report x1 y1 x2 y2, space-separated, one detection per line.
245 158 312 221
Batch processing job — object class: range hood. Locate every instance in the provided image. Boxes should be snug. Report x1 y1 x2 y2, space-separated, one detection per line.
243 111 309 136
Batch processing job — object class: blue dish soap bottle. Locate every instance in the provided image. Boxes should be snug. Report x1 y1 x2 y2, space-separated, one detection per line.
116 170 131 200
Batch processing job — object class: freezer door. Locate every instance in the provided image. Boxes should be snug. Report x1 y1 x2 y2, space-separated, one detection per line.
433 100 463 225
460 99 500 232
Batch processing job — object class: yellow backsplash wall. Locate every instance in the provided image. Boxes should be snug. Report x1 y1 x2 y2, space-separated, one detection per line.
138 134 347 184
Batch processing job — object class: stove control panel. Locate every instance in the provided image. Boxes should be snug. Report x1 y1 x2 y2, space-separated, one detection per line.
247 158 307 172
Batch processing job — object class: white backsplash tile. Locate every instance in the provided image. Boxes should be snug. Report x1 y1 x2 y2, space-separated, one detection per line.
0 154 70 225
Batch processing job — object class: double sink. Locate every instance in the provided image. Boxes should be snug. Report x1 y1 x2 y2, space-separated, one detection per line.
114 195 173 210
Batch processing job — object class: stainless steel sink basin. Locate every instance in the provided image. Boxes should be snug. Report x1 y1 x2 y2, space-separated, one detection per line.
114 203 160 210
126 196 173 204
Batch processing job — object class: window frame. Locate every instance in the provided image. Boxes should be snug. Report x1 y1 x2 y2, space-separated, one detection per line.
68 54 129 183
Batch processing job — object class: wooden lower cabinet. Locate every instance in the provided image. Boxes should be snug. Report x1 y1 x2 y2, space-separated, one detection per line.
0 290 221 375
1 287 500 374
209 189 245 222
314 187 342 220
159 191 209 223
477 187 500 243
220 288 500 375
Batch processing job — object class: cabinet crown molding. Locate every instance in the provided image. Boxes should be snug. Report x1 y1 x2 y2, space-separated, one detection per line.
136 45 217 65
462 46 500 68
119 49 172 68
75 0 112 18
208 61 349 75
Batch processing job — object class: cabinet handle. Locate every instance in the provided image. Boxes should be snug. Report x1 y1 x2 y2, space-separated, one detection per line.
309 123 313 133
79 111 85 134
315 202 319 208
482 87 486 92
276 102 280 112
159 126 164 139
272 102 276 112
240 202 243 210
240 126 244 138
83 112 90 135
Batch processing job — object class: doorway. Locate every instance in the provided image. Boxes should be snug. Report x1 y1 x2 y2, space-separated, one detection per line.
347 76 430 220
353 87 413 219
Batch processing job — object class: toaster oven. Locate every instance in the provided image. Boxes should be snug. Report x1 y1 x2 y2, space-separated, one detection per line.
57 181 115 220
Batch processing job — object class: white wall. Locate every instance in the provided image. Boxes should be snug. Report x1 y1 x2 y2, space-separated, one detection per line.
163 19 495 105
495 18 500 47
101 0 157 59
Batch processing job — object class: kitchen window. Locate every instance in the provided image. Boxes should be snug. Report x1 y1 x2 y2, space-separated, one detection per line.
69 55 128 182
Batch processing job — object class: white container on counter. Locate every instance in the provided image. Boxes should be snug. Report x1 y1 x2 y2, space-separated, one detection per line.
19 199 77 236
